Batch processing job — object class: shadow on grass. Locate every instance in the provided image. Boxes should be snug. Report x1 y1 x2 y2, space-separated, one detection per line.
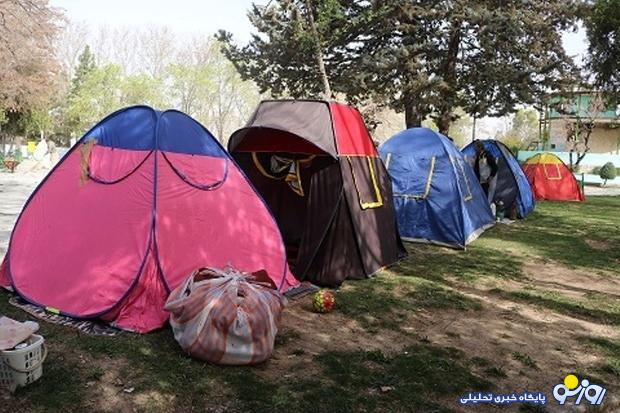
396 242 524 283
336 276 481 333
301 342 492 413
267 340 492 413
491 288 620 326
13 353 86 410
1 289 492 413
581 336 620 378
484 198 620 274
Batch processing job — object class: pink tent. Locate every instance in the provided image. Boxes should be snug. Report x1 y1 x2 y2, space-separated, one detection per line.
0 106 298 333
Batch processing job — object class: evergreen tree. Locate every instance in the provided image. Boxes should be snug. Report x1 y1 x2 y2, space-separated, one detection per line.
220 1 581 133
217 0 356 99
585 0 620 98
70 45 97 96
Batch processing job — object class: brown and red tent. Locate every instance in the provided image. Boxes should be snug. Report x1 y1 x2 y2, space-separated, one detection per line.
229 100 406 287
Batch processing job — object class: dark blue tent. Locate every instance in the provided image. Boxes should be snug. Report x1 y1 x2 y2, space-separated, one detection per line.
379 128 495 248
462 139 535 219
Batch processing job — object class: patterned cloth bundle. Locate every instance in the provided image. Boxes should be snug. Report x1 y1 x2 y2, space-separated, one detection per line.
164 267 286 365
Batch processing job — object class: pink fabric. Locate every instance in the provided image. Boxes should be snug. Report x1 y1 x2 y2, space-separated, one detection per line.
7 146 297 333
101 245 169 332
88 145 152 182
0 257 9 287
9 149 154 317
157 152 297 292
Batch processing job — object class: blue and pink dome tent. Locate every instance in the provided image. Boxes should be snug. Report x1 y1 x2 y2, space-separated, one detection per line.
0 106 298 333
379 128 494 248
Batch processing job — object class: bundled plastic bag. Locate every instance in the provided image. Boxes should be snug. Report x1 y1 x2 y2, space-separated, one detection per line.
164 267 286 365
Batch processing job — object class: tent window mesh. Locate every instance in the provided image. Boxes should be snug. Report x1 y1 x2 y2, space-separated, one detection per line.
543 163 562 180
393 156 436 200
451 156 473 201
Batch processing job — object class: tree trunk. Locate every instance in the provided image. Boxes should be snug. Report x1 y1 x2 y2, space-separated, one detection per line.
404 97 423 128
305 0 332 99
471 115 477 142
437 113 452 135
437 20 462 136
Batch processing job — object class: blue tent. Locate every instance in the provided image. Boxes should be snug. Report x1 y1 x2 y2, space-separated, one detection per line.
461 139 535 219
379 128 495 248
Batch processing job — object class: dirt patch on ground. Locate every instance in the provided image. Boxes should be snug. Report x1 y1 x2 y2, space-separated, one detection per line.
256 259 620 413
257 295 411 382
521 261 620 299
408 287 620 412
585 238 613 251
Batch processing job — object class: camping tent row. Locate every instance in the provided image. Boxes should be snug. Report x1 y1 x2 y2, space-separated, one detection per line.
378 129 536 248
1 101 548 334
0 102 405 333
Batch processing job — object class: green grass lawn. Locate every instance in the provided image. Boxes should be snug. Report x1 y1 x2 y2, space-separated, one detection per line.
1 197 619 412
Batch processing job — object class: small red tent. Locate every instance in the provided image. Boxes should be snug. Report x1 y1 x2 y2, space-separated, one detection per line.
522 153 585 202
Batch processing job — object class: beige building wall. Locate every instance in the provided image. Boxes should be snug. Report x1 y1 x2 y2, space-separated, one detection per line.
548 120 620 154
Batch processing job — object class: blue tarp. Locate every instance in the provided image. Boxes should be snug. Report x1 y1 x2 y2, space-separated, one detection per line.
462 140 535 218
379 128 494 248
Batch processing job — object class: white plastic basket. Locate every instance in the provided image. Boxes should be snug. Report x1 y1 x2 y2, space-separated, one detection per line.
0 334 47 392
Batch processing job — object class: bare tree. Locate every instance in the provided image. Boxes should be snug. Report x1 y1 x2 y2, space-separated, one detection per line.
164 37 261 142
166 36 217 120
54 20 88 81
110 27 140 74
0 0 63 110
0 0 63 152
208 43 261 141
90 24 113 65
559 92 606 170
138 26 175 78
90 25 140 74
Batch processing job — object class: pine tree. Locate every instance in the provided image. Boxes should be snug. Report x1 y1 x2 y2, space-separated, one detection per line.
70 45 97 96
220 1 582 133
585 0 620 99
217 1 354 99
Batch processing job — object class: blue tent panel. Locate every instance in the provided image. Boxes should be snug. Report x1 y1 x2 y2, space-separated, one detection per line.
83 106 227 157
380 128 494 248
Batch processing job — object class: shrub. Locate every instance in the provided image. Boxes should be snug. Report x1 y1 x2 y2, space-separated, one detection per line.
592 166 620 175
599 162 617 185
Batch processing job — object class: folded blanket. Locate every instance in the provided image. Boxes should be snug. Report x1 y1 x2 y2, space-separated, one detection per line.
0 316 39 351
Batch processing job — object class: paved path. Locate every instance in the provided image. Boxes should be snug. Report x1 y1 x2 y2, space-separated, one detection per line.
584 184 620 196
0 171 46 256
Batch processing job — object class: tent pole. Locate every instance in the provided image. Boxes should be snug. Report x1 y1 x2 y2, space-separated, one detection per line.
471 114 477 142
